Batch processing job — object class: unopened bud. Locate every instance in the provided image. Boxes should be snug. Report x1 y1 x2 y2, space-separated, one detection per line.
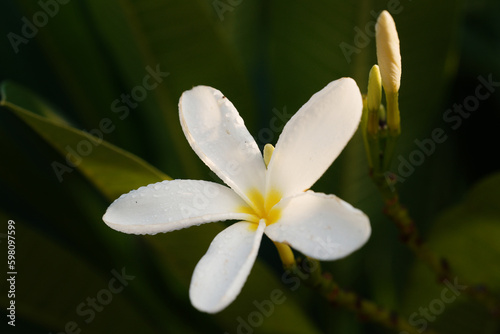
263 143 274 168
367 65 382 136
376 10 401 94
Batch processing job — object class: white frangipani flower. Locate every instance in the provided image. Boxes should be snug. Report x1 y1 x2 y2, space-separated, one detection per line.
103 77 371 313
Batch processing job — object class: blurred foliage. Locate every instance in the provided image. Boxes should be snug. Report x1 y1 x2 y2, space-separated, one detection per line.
403 172 500 334
0 0 499 333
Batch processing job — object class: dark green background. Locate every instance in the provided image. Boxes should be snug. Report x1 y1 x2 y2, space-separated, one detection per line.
1 0 499 333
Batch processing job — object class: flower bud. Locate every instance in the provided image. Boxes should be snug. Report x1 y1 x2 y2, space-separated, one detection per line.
368 65 382 105
376 11 401 134
263 143 274 168
367 65 382 137
375 10 401 94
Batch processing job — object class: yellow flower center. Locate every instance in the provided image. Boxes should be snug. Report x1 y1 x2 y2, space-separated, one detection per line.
238 188 282 227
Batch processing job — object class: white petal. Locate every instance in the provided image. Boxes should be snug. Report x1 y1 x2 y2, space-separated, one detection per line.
103 180 253 235
266 78 363 198
190 220 265 313
179 86 266 203
265 191 370 261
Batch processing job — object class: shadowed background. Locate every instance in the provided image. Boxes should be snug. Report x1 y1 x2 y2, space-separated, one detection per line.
1 0 499 333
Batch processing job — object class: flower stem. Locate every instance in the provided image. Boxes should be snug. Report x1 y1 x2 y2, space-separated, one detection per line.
371 171 500 316
283 257 438 334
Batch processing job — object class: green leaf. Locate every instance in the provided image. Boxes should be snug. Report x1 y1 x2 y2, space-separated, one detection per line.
0 1 478 333
430 172 500 292
402 173 500 333
0 81 170 201
0 80 322 333
0 216 159 333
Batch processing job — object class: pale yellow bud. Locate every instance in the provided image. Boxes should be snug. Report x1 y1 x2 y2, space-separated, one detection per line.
263 143 275 168
375 10 401 94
